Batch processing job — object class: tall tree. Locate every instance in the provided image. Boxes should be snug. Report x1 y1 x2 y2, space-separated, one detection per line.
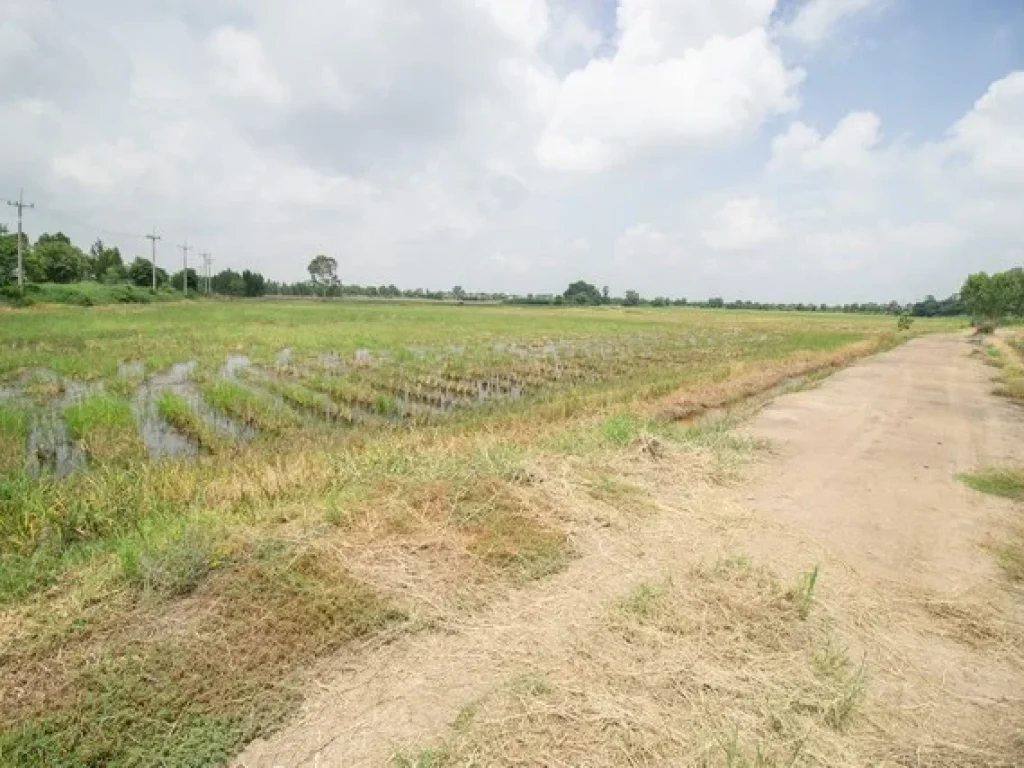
307 255 339 297
34 233 89 284
563 280 602 305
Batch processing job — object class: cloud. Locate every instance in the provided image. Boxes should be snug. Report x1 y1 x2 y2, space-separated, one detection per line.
782 0 885 46
703 197 783 250
537 0 802 171
0 0 1019 303
608 70 1024 302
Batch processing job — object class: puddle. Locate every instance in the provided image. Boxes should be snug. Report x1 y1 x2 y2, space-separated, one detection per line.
26 412 87 478
136 363 256 452
151 361 196 387
118 360 145 378
132 395 200 460
223 355 252 378
57 379 104 409
275 348 293 365
354 349 374 364
317 352 345 371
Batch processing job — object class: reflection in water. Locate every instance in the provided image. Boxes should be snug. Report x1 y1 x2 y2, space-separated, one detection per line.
27 412 87 478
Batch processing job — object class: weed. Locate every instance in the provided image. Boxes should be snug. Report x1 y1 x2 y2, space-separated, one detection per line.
0 403 28 473
788 565 821 620
960 468 1024 500
64 393 144 464
0 549 403 767
155 390 227 452
585 475 654 512
200 378 300 432
960 468 1024 582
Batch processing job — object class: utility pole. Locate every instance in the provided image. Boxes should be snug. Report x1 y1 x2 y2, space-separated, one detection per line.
5 189 34 292
145 228 161 291
179 242 191 297
201 253 213 294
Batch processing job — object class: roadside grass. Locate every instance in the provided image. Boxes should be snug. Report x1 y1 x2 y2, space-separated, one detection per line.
199 378 301 432
64 393 145 464
409 559 868 766
155 391 228 453
0 547 403 768
960 468 1024 582
960 468 1024 500
0 403 29 474
985 335 1024 401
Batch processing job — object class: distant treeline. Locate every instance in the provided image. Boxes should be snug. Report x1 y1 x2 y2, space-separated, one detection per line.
0 227 1005 318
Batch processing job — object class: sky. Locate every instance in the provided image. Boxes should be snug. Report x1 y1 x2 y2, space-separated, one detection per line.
1 0 1022 303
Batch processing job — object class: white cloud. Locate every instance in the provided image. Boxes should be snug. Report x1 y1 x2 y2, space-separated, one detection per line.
703 197 783 250
770 111 882 172
782 0 884 46
948 71 1024 179
207 27 287 104
0 1 1020 303
609 70 1024 301
537 0 802 172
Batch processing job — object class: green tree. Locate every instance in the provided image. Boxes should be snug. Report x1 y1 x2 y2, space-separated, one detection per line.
127 257 168 288
961 272 999 321
623 289 640 306
35 233 89 283
0 225 22 285
242 270 266 297
212 269 244 295
89 239 125 282
307 255 339 297
171 268 199 293
563 280 602 305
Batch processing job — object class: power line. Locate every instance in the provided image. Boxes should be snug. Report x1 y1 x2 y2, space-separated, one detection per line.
6 189 35 292
145 228 162 291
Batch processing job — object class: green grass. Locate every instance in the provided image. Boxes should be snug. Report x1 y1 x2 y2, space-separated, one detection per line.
64 393 144 464
960 468 1024 582
199 379 301 432
0 403 29 474
4 281 187 308
0 548 403 768
960 468 1024 500
155 391 227 452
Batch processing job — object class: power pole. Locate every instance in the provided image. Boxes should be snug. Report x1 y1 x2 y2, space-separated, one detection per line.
5 189 34 292
201 253 213 294
145 228 161 291
179 242 191 296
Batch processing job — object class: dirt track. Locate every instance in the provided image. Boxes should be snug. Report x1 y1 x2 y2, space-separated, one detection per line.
238 334 1024 766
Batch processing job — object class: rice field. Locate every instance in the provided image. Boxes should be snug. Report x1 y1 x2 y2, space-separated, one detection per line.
0 300 960 766
0 301 935 474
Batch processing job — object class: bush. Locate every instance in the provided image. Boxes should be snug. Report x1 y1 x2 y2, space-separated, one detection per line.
896 314 914 331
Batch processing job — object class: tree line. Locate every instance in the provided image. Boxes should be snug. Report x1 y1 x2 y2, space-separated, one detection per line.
1 229 1015 318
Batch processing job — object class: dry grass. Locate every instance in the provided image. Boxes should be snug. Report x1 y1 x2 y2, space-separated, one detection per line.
0 546 402 766
407 558 870 767
652 338 886 422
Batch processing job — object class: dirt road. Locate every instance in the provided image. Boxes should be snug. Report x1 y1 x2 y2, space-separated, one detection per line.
238 334 1024 766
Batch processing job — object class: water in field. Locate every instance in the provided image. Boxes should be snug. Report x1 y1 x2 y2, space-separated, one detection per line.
26 411 87 478
132 391 200 460
223 355 252 377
